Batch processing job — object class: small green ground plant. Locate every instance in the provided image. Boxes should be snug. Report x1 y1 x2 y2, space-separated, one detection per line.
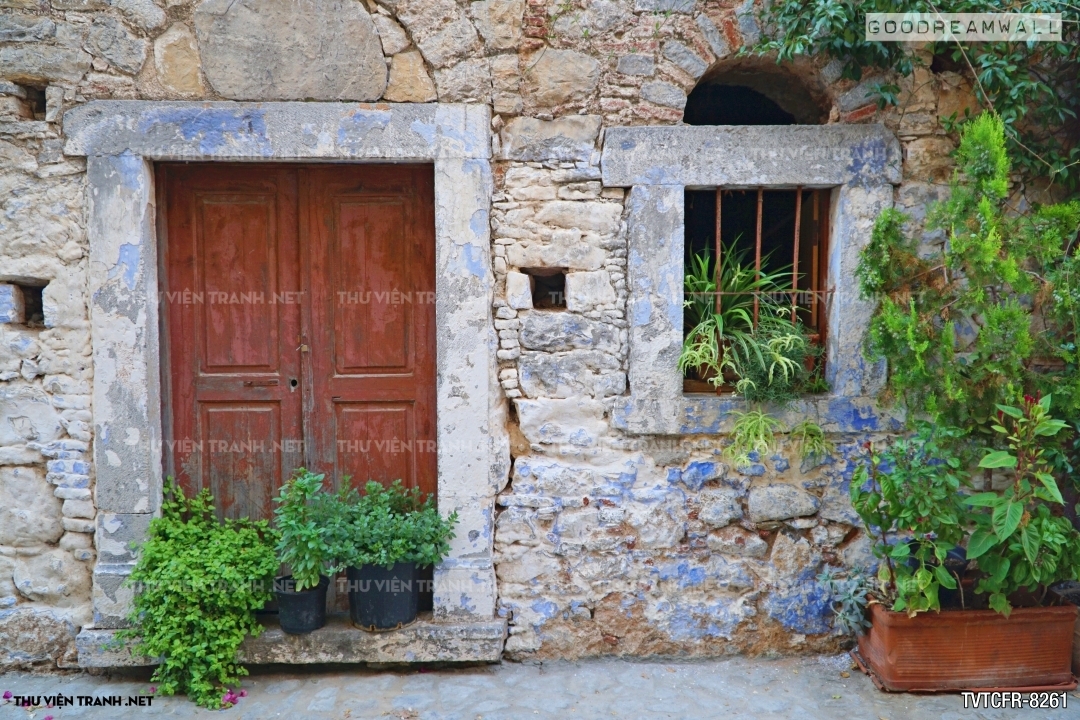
817 565 871 636
273 468 343 591
121 481 278 709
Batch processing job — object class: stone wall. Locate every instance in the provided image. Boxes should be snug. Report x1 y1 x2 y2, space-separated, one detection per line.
0 0 978 666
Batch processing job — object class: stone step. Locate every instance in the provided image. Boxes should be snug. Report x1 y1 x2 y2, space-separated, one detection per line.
76 613 506 668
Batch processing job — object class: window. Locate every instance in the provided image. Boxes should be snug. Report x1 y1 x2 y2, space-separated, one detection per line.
682 187 830 394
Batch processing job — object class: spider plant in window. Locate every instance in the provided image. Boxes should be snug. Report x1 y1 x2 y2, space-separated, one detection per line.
679 239 797 390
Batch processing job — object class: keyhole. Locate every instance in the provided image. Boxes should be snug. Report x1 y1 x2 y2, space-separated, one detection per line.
290 378 298 392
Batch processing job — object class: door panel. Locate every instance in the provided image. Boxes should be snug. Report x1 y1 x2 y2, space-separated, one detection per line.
335 402 415 487
163 163 437 519
163 165 303 520
305 166 437 496
197 198 279 372
333 200 410 372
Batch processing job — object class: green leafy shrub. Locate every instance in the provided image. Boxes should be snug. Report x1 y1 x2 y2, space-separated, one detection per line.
121 481 278 709
273 468 343 591
331 481 458 570
966 395 1080 615
856 112 1080 427
851 423 971 614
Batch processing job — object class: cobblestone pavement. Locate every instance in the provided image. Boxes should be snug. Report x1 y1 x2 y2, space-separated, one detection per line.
2 654 1077 719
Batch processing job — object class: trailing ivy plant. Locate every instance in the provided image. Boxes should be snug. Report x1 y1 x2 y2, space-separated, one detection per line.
753 0 1080 187
856 112 1080 429
273 468 343 591
121 481 278 709
965 394 1080 614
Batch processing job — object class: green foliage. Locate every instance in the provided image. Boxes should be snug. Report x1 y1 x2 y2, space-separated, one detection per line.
790 419 835 467
857 113 1080 427
330 481 458 570
965 394 1080 615
753 0 1080 187
725 414 833 470
724 409 783 467
120 481 278 709
817 565 871 636
722 313 818 403
680 241 821 400
850 423 971 615
273 468 343 591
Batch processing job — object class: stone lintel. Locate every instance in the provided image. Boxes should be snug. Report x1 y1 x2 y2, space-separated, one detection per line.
64 101 491 160
601 124 902 188
76 615 507 667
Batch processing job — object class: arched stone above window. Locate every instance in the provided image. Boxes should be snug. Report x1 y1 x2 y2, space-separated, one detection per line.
684 60 830 126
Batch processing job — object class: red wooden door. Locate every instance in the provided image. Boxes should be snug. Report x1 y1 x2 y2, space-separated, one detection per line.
303 167 437 495
162 164 436 519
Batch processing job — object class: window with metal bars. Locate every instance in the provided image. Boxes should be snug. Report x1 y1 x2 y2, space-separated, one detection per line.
683 187 831 394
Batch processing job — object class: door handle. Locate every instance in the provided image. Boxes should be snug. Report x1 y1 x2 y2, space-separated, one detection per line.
243 379 280 387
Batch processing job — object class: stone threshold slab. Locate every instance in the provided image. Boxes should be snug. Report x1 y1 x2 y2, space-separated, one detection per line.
76 614 507 667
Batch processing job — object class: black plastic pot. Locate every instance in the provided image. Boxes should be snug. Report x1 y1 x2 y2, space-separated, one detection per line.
274 575 328 634
346 563 418 630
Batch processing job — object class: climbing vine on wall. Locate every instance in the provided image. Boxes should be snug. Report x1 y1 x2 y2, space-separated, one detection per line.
754 0 1080 188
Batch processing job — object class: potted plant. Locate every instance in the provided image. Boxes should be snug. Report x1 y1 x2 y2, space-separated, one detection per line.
849 407 1080 691
272 469 341 634
121 481 278 709
335 481 457 631
679 241 819 400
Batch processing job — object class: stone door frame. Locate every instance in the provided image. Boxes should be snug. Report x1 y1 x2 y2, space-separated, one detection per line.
64 101 503 628
599 124 905 436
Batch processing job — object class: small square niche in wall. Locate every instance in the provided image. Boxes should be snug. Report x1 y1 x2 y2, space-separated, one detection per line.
523 268 566 309
0 282 46 327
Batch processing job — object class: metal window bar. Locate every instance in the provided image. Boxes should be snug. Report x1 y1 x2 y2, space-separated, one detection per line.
709 187 829 333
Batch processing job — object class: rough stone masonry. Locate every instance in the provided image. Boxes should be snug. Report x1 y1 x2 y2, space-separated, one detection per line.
0 0 981 668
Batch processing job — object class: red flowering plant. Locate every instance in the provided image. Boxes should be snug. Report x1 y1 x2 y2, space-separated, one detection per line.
965 394 1080 615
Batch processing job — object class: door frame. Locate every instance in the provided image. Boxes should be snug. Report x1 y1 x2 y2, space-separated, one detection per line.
66 102 506 628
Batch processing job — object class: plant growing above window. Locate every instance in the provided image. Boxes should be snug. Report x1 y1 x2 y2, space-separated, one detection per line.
121 481 279 709
753 1 1079 188
856 112 1080 428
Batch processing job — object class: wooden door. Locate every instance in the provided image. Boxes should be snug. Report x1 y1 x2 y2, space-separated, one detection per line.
303 166 437 495
162 164 436 519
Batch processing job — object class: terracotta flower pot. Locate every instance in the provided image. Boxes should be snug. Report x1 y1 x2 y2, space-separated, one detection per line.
856 602 1078 692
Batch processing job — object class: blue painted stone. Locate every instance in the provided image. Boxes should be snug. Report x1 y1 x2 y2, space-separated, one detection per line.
764 582 832 635
677 460 722 490
736 463 766 477
771 454 790 473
